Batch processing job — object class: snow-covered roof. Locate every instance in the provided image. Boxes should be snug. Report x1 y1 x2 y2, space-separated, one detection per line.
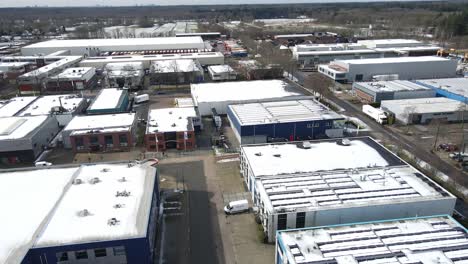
22 37 203 49
191 80 302 103
229 99 343 126
147 107 196 133
0 116 49 140
63 113 135 132
277 215 467 264
241 137 406 177
175 97 195 108
296 49 379 56
257 165 452 214
0 62 30 71
152 59 200 73
51 67 95 80
19 56 83 78
208 65 235 74
34 163 157 247
88 88 127 110
336 56 451 65
18 95 85 116
415 78 468 98
0 96 37 117
354 80 432 93
105 62 143 71
80 52 224 66
0 167 78 264
381 97 466 114
0 162 157 263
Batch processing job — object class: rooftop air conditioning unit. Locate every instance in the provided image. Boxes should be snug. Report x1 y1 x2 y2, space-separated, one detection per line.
273 154 281 158
73 179 83 185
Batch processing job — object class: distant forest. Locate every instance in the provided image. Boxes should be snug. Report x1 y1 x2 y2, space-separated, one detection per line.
0 1 467 40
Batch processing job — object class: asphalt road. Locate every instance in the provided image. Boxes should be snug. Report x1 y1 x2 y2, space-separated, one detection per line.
157 161 222 264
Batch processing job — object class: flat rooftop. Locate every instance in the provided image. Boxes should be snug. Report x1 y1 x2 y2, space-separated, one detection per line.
22 37 204 48
20 56 83 78
64 113 135 132
0 96 37 117
381 97 466 114
105 62 143 71
52 67 94 79
296 49 379 56
175 97 195 108
415 78 468 98
229 99 343 126
152 59 200 73
0 167 78 264
258 165 451 214
336 56 451 65
80 52 223 65
88 88 126 110
277 215 467 264
0 162 157 263
18 95 85 116
0 116 49 140
191 80 303 103
147 107 196 133
34 163 156 247
208 65 235 73
354 80 432 93
241 137 405 178
0 62 30 70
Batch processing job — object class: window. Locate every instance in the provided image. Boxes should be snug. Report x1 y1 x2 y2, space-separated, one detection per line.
186 142 192 147
105 135 113 147
75 250 88 260
277 214 287 230
296 212 306 228
314 123 320 127
187 133 192 138
150 145 156 150
119 134 128 146
94 248 107 258
178 134 184 139
113 246 126 256
157 136 163 141
149 135 156 141
56 252 68 261
90 136 99 144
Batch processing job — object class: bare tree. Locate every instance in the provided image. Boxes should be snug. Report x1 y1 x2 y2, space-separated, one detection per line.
303 73 333 100
402 106 417 133
429 118 447 151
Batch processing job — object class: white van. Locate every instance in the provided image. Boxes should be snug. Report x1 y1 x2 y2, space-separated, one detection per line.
135 94 149 104
224 199 249 214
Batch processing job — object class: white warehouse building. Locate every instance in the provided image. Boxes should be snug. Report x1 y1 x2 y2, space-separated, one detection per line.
191 80 304 116
381 97 468 125
318 56 458 83
352 80 436 103
240 137 456 242
21 37 207 56
276 215 468 264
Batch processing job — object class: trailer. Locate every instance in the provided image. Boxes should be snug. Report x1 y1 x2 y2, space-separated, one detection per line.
362 104 388 124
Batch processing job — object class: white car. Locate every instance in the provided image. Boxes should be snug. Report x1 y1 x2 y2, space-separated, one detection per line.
35 161 53 167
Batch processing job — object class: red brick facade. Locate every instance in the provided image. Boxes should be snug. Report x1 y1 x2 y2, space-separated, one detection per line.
355 89 375 103
70 131 134 153
145 130 196 152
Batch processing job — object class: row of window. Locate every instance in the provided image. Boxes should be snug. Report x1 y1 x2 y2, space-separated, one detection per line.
148 141 193 149
147 133 192 141
75 134 129 148
57 246 125 262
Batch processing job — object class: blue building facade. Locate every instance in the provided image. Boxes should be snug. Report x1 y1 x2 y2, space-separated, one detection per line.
227 105 343 144
412 80 468 103
21 170 160 264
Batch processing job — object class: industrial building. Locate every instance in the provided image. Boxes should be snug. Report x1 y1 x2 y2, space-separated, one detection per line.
62 113 136 152
227 99 344 144
318 56 457 82
0 115 60 163
293 39 440 69
150 59 203 85
0 161 160 264
276 215 467 264
17 56 83 94
191 80 304 116
240 137 455 242
0 61 32 80
17 94 88 126
175 32 221 40
208 65 237 81
381 97 468 125
46 67 97 92
145 107 198 152
21 37 207 56
0 96 37 117
352 80 436 103
87 88 129 114
79 52 224 69
414 78 468 103
105 62 144 90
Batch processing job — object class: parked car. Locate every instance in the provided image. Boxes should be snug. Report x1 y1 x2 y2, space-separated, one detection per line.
224 200 249 214
450 152 468 161
438 143 458 152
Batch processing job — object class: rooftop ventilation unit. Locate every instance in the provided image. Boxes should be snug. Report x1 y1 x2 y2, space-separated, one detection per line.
116 190 131 197
101 168 110 172
108 217 120 226
255 152 262 156
302 141 312 149
118 177 127 182
77 209 90 217
273 154 281 158
89 177 100 184
114 203 125 209
73 179 83 185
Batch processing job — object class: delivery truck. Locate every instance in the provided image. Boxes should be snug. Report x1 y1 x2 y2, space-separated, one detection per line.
362 104 388 124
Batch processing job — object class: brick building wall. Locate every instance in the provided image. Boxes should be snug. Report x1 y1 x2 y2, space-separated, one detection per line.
145 130 196 152
70 131 133 153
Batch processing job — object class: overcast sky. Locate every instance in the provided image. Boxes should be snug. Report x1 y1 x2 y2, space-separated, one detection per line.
0 0 417 7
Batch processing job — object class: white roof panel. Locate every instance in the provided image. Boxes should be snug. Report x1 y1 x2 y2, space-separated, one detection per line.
147 107 196 133
0 116 49 140
0 96 37 117
381 97 465 114
18 95 85 116
64 113 135 131
89 88 125 110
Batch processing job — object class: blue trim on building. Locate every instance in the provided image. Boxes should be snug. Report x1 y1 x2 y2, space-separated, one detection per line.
412 80 467 103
